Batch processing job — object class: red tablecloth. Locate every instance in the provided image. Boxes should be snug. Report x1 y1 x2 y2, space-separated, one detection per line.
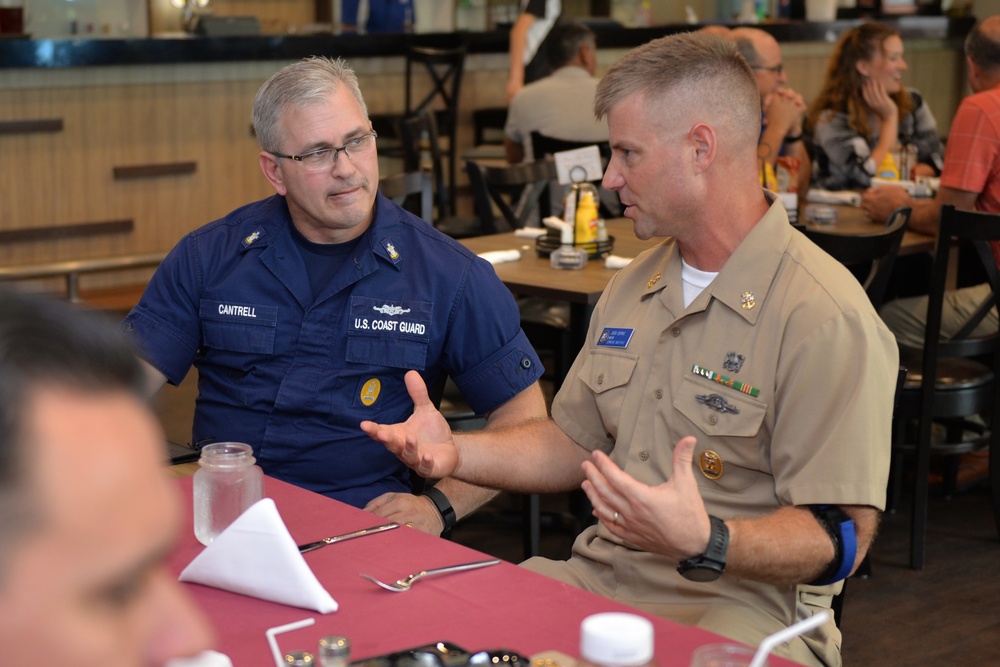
169 477 798 666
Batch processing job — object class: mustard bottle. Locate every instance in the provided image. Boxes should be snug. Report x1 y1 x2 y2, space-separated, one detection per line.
575 189 599 245
876 152 900 180
760 161 777 192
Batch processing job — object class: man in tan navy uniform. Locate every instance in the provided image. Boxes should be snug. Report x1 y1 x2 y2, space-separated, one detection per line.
363 32 897 667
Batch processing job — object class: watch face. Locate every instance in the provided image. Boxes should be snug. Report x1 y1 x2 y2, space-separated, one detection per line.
678 560 723 582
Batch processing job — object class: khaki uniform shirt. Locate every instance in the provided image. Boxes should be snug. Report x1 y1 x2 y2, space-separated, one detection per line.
528 197 898 667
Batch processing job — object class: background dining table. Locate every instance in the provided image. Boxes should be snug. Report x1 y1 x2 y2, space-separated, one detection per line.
168 475 803 666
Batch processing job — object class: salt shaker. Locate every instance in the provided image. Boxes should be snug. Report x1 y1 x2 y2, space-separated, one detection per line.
579 612 655 667
193 441 263 546
318 635 351 667
284 651 315 666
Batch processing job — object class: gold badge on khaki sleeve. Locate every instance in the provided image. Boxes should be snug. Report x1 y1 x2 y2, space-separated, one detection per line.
698 450 724 480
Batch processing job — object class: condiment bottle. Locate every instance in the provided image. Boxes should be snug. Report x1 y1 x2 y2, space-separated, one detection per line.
575 187 599 245
549 216 588 270
318 635 351 667
578 612 656 667
193 441 263 546
876 152 900 180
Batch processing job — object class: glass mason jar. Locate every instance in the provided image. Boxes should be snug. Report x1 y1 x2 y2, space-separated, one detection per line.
193 442 263 546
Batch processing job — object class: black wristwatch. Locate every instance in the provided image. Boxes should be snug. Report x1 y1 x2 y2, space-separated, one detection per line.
423 486 457 531
677 515 729 582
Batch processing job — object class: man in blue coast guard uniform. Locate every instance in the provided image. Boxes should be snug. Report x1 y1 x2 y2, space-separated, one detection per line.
121 57 546 533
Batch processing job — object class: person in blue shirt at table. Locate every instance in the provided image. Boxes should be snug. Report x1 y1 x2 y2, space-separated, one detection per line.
121 56 547 534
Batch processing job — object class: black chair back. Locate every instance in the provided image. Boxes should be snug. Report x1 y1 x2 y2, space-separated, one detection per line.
803 206 910 310
405 44 467 216
396 110 487 239
379 170 433 224
471 159 560 233
895 204 1000 569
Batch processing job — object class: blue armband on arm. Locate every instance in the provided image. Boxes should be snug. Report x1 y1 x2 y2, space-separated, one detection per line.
807 505 857 586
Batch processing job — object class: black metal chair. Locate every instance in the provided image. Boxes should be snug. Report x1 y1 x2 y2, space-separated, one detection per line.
404 44 467 216
803 206 911 310
471 158 560 234
473 107 508 146
397 110 484 239
892 204 1000 569
379 170 433 224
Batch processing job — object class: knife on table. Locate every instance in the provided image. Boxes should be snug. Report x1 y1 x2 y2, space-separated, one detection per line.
297 522 401 553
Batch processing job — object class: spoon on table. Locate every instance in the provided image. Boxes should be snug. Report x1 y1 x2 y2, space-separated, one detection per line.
360 558 501 592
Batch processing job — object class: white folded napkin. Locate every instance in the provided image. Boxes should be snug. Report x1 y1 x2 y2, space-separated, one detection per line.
478 249 522 265
870 177 936 198
777 191 798 214
605 255 633 269
806 189 862 207
514 227 547 239
165 651 233 667
179 498 338 614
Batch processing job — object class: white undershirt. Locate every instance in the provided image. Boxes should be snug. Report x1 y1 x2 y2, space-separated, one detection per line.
681 258 718 308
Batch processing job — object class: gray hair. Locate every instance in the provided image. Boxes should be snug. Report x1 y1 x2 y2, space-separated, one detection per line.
547 21 596 70
0 286 146 584
732 34 761 68
594 31 761 146
252 56 369 154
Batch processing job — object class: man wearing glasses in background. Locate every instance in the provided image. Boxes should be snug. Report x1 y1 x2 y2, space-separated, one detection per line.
731 27 811 192
121 57 547 535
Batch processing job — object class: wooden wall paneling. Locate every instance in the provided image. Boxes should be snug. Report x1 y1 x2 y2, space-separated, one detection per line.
113 162 198 179
0 118 63 134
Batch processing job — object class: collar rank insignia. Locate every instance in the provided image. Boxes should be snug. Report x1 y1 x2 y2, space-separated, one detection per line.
740 291 756 310
647 272 661 289
241 227 266 249
381 238 402 264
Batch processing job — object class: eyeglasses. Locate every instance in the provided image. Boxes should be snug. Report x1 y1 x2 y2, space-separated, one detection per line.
351 643 528 667
752 63 784 75
270 131 377 170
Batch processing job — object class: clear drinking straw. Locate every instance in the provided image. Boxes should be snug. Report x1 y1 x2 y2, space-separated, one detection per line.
748 610 831 667
266 617 316 667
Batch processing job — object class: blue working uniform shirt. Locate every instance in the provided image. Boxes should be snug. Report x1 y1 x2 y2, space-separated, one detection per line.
122 193 542 507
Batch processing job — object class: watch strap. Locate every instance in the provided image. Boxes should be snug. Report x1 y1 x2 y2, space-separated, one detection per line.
423 486 457 531
677 515 729 582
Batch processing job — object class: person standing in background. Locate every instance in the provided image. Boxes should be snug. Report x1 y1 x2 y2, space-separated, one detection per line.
341 0 414 33
506 0 562 103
